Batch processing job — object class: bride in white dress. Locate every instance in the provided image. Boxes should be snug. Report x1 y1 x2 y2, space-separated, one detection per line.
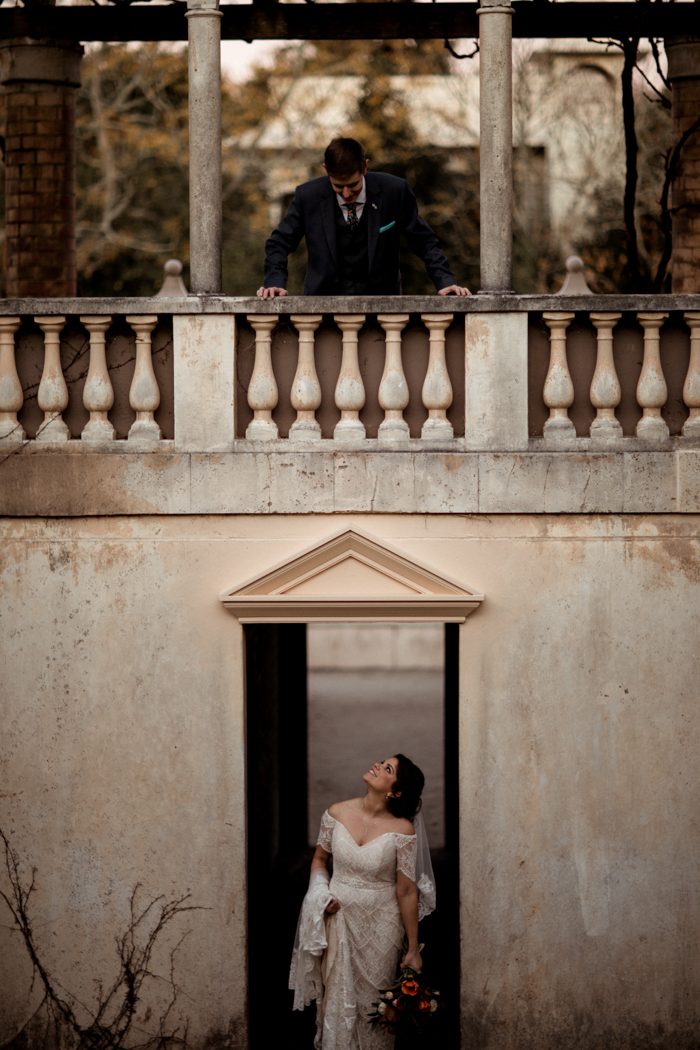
290 754 435 1050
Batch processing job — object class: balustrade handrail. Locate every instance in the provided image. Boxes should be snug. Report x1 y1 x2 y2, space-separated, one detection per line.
1 293 700 317
2 298 700 453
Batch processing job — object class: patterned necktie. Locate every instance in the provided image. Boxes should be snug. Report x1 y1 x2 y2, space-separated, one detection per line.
345 202 359 229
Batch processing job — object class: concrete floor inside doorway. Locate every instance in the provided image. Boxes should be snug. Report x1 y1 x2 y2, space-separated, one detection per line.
308 668 445 848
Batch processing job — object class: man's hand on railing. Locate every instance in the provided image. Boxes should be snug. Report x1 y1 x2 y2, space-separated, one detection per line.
256 286 289 299
438 284 472 297
256 285 472 298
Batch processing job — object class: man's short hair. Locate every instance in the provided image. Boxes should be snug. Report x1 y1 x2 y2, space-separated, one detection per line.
324 137 367 177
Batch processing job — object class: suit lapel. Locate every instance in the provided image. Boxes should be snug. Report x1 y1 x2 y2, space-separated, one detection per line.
366 179 382 270
320 192 337 266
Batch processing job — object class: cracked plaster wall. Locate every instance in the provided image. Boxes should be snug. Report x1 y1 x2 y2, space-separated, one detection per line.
1 513 698 1049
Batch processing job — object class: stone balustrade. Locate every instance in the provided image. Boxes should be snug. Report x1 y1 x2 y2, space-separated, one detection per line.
238 311 460 444
1 296 700 454
531 308 700 446
0 312 173 446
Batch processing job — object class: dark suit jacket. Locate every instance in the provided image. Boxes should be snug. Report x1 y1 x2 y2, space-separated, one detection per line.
263 172 456 295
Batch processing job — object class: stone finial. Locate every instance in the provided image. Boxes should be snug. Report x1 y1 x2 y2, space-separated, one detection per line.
156 260 189 297
555 256 593 296
186 0 220 11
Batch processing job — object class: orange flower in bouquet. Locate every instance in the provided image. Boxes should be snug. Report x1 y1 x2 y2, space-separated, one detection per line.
368 966 441 1036
401 979 420 996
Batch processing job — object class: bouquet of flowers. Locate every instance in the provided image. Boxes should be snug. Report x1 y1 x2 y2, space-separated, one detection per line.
368 966 441 1035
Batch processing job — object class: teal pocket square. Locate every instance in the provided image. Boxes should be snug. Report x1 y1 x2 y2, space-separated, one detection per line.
379 221 396 233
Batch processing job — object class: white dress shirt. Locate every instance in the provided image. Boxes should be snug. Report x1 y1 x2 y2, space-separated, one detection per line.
335 178 367 222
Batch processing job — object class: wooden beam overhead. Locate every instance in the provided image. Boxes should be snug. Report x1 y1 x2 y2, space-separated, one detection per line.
0 2 697 44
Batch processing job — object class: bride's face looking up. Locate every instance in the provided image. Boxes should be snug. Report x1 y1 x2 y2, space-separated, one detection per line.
363 757 399 795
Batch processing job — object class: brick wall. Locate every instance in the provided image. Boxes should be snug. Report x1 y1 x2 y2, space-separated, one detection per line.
1 42 82 298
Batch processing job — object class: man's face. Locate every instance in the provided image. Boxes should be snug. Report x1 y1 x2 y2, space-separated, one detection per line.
325 163 367 203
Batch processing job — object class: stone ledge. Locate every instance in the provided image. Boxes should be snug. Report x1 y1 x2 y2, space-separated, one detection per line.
1 292 700 316
1 450 698 516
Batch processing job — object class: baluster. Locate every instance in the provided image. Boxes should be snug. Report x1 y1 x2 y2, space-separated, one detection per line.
589 312 622 442
35 316 70 442
246 315 279 440
79 315 115 443
542 312 575 443
682 312 700 439
378 313 410 442
126 315 161 444
636 312 669 441
289 314 323 440
333 314 366 441
421 313 454 440
0 316 24 443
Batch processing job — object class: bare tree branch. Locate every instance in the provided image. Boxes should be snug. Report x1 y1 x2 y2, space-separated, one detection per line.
653 113 700 291
0 829 80 1036
650 37 670 96
444 39 478 61
635 59 671 110
620 36 644 287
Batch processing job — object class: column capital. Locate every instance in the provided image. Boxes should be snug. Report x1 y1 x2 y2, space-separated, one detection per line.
0 39 83 87
186 0 222 14
665 36 700 81
589 312 622 327
542 311 575 328
477 2 513 14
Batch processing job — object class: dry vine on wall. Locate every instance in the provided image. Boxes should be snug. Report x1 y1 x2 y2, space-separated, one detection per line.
0 829 200 1050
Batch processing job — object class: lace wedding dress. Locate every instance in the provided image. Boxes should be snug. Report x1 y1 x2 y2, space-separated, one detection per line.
312 810 418 1050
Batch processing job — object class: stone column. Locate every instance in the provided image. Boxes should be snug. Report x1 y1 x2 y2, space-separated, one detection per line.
0 39 83 297
477 0 513 293
666 37 700 294
186 0 223 294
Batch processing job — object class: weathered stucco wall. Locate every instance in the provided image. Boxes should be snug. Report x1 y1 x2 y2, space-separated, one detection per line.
456 515 700 1049
1 513 699 1049
0 520 248 1049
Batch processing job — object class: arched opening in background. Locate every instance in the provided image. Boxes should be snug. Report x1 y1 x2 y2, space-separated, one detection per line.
245 621 460 1049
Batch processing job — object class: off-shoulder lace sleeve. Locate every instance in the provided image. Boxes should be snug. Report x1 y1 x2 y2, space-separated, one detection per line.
396 833 417 882
317 810 335 853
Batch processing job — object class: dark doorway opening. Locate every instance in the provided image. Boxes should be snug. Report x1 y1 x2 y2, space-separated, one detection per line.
245 622 460 1049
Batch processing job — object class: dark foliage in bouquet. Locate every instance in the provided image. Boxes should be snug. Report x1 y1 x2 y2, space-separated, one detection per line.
368 967 441 1036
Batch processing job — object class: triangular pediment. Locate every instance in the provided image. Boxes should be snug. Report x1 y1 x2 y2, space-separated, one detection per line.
220 529 484 623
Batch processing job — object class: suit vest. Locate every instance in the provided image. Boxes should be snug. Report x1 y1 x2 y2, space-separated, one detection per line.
335 205 370 295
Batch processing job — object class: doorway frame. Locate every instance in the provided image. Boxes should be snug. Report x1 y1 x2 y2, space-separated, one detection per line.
221 527 484 1047
221 527 484 624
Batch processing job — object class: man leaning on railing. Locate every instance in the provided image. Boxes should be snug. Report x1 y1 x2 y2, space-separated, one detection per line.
256 137 471 300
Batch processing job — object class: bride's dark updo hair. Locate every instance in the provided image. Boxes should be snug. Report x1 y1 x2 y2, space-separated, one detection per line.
387 754 425 821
